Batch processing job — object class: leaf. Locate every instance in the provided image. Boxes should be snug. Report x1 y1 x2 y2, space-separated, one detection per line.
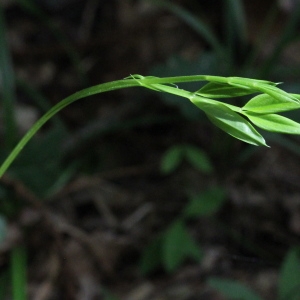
183 187 226 218
191 99 267 146
208 277 263 300
149 55 217 120
244 112 300 134
162 221 202 272
196 82 256 98
227 76 278 88
184 145 214 174
254 84 300 104
243 94 300 114
227 78 298 104
278 247 300 300
160 146 184 174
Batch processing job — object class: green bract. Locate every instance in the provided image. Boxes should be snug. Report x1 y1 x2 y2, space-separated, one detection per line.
1 75 300 177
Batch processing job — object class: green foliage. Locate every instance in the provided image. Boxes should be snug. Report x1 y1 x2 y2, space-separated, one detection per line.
208 247 300 300
1 3 300 297
160 145 183 174
140 220 203 274
147 0 300 154
278 247 300 300
140 183 226 274
163 220 203 272
184 145 214 174
161 144 213 174
208 277 263 300
3 74 300 178
141 143 225 274
183 187 226 218
0 73 299 283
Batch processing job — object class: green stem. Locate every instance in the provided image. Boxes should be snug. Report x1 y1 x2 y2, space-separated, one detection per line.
0 74 289 177
11 245 27 300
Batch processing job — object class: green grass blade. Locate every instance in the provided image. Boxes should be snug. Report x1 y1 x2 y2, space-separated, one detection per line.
0 4 17 149
11 245 27 300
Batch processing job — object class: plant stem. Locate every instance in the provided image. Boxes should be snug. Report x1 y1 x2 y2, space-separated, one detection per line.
11 245 27 300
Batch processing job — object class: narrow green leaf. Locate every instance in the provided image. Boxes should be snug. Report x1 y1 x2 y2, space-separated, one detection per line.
196 82 256 98
243 94 300 114
160 146 184 174
183 187 226 218
227 76 278 88
192 99 267 146
255 84 300 104
11 245 27 300
278 247 300 300
244 112 300 134
163 221 202 272
208 277 263 300
184 145 214 174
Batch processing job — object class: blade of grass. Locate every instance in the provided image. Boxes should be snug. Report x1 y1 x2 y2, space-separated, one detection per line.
0 4 17 149
11 245 27 300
